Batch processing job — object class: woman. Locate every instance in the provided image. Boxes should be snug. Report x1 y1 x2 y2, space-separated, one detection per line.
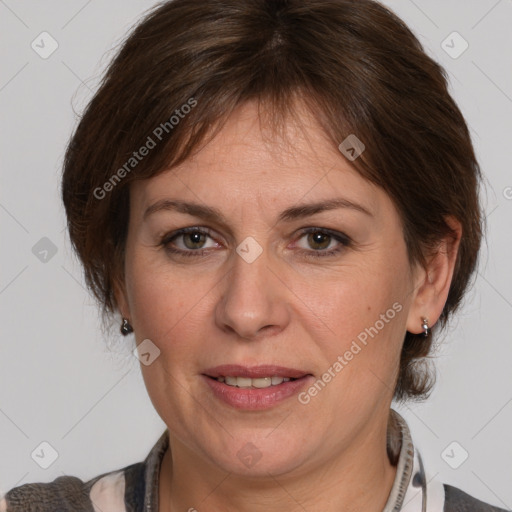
1 0 507 510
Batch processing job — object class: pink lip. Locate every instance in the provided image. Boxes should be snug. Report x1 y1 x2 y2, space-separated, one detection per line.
201 365 314 410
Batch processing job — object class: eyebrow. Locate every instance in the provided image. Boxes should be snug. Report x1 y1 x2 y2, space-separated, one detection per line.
143 198 373 224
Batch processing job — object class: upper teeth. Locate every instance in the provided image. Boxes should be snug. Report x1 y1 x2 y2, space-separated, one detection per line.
217 376 292 388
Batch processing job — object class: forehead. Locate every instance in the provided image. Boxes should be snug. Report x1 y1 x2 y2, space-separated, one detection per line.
130 101 384 218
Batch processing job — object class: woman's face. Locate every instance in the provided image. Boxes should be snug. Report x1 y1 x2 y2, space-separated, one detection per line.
118 101 423 476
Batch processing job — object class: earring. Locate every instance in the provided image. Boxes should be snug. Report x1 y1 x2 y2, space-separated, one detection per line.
421 317 430 337
120 318 133 336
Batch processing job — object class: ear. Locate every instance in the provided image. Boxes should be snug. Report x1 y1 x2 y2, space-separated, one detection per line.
406 216 462 334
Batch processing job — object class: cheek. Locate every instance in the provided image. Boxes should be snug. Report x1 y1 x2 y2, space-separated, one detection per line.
125 251 202 344
296 279 407 419
296 258 410 374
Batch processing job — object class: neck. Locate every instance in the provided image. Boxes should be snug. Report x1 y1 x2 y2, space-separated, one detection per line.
158 415 398 512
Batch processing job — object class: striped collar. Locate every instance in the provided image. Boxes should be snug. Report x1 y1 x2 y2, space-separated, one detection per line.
382 409 445 511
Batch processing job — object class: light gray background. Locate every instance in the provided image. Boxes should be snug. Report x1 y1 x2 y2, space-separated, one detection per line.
1 0 511 508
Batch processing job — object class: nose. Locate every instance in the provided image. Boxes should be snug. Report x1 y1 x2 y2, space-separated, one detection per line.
214 245 291 341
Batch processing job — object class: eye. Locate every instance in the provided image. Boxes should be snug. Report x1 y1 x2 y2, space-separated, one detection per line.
294 228 351 258
159 226 352 259
301 231 334 250
160 227 219 257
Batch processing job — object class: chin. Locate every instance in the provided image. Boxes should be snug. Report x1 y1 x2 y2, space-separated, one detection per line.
201 433 312 478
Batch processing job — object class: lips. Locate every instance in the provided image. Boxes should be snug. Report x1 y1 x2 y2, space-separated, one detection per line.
202 364 310 379
220 376 292 388
202 364 314 409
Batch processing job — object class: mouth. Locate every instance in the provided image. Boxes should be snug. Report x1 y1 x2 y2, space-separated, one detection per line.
209 375 297 388
202 364 313 409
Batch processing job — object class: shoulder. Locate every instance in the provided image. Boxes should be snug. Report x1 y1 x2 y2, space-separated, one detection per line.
0 462 145 512
443 483 510 512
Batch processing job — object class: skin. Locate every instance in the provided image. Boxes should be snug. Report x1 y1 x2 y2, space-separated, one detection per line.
115 100 461 512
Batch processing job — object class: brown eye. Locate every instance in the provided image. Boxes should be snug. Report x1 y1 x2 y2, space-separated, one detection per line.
295 228 351 259
182 231 208 250
160 227 219 257
306 231 332 251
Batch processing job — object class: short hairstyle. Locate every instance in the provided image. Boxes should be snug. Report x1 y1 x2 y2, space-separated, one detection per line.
61 0 483 402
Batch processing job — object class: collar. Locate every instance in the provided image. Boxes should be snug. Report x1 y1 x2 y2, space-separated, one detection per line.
384 409 445 512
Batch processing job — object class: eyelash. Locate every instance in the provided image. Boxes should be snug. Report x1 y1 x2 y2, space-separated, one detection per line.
158 226 352 259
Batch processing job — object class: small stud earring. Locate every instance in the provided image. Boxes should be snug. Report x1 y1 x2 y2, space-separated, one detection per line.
120 318 133 336
421 317 430 337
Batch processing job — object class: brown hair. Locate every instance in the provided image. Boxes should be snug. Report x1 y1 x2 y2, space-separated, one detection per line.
61 0 483 402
